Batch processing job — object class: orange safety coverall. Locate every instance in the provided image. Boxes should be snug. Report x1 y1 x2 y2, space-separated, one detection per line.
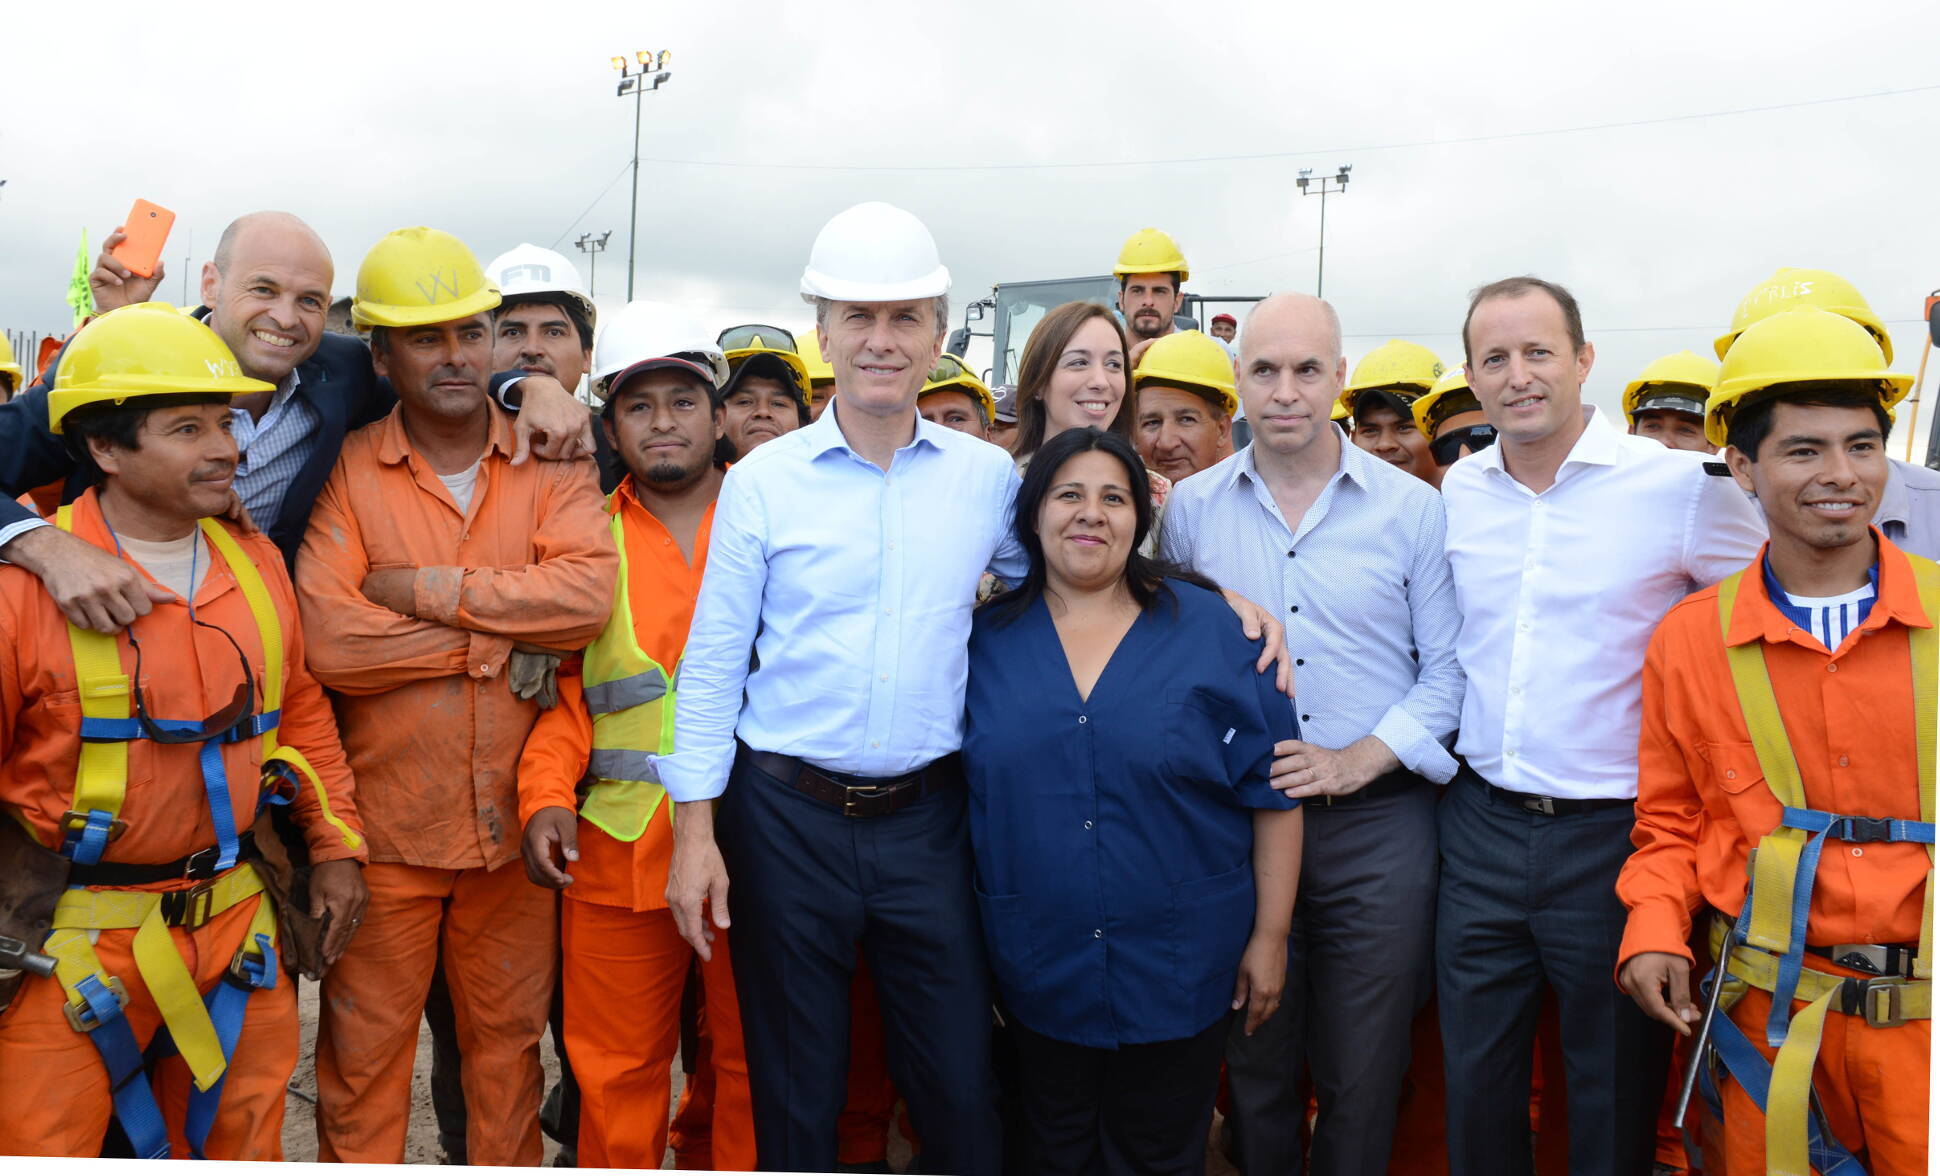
0 492 365 1159
518 480 755 1171
1617 535 1932 1176
296 406 615 1166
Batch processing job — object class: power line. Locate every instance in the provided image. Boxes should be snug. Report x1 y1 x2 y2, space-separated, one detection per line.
550 159 635 250
630 83 1940 174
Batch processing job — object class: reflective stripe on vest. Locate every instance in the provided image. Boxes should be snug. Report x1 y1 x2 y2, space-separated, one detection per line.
579 502 677 842
1713 556 1938 1176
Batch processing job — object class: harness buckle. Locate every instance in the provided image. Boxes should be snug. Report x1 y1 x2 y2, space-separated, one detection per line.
161 881 220 929
1827 943 1914 978
1840 977 1909 1028
1831 815 1894 843
63 976 128 1032
58 809 128 842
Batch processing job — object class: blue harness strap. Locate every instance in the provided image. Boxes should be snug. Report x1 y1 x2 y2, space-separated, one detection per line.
183 930 279 1158
70 974 171 1159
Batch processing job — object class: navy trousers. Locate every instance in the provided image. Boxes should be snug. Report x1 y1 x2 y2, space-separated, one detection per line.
1435 770 1670 1176
717 747 1003 1175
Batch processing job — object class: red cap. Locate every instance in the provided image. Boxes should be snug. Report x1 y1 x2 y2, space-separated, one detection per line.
1211 312 1237 326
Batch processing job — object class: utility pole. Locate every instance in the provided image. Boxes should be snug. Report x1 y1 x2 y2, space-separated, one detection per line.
610 50 675 300
1295 165 1352 298
575 231 612 298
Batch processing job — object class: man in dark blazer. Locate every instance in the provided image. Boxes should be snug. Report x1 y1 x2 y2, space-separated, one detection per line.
0 211 593 632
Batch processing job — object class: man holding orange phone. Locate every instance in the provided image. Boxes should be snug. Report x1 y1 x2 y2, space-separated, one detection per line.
0 209 598 635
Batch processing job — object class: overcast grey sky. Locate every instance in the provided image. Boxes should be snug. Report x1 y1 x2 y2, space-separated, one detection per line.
6 0 1939 430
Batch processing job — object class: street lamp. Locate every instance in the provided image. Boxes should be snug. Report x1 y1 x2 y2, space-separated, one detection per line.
1295 164 1352 298
575 230 612 298
610 50 674 300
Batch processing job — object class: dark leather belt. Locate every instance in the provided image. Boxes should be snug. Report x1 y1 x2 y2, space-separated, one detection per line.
1807 941 1921 979
66 831 258 887
1318 767 1428 807
746 748 963 819
1462 767 1631 816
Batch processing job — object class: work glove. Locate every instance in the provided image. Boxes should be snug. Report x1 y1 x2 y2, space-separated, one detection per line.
508 648 562 710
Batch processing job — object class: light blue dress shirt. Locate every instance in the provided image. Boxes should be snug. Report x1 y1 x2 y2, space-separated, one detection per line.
1159 428 1464 783
658 401 1027 802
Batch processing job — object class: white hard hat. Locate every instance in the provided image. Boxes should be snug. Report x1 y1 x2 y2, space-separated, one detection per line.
591 301 729 403
486 244 597 330
799 202 951 304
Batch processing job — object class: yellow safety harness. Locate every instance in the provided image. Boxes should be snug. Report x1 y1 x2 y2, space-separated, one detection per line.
1702 557 1937 1176
35 508 358 1158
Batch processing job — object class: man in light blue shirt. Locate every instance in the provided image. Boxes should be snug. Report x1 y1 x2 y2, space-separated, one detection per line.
659 203 1018 1175
1161 292 1462 1176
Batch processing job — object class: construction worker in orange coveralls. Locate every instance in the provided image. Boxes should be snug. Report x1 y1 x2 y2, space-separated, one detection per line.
1617 307 1932 1176
295 227 616 1166
0 302 367 1160
516 303 757 1170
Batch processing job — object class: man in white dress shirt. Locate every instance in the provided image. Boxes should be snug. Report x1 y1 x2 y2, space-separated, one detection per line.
1436 276 1765 1176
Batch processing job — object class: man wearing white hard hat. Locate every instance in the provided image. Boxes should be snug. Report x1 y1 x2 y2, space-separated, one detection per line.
661 203 1290 1174
488 244 597 401
657 202 1007 1173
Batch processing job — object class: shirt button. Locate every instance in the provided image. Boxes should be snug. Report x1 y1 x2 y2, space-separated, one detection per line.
1517 622 1531 633
1078 715 1088 725
871 741 880 749
1852 847 1864 858
1289 605 1299 614
1725 769 1737 780
1511 686 1522 696
1092 929 1103 939
1295 658 1305 667
1287 550 1296 558
479 665 489 673
1506 749 1519 759
1083 820 1094 830
880 674 889 682
888 542 896 550
1827 663 1838 673
884 608 893 616
1301 713 1311 722
1837 756 1849 767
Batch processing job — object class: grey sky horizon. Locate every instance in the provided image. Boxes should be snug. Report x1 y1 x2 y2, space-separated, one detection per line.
5 0 1938 436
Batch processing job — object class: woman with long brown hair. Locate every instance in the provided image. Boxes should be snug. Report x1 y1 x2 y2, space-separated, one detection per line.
1009 301 1172 514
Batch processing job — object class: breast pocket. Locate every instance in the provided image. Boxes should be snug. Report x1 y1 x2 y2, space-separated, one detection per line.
1697 740 1781 833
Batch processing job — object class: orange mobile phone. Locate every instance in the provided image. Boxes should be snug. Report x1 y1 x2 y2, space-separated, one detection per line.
110 199 176 279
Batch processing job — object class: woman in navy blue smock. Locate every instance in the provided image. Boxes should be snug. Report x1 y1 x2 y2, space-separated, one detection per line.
964 427 1304 1176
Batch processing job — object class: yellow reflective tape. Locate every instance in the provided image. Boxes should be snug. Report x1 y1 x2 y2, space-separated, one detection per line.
1763 986 1837 1176
198 519 283 759
267 746 362 850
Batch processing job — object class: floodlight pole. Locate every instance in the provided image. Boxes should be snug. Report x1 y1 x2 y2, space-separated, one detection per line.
611 52 674 301
575 231 612 298
1296 165 1353 298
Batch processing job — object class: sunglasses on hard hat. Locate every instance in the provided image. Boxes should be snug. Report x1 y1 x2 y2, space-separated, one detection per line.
122 617 259 744
1429 424 1497 468
717 324 799 354
927 355 974 384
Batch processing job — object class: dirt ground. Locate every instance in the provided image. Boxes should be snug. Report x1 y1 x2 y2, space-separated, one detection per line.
278 980 1234 1172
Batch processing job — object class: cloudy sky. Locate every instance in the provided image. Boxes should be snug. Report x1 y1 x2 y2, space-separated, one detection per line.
6 0 1939 439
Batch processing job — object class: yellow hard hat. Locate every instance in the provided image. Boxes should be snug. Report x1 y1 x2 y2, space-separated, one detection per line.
1715 267 1894 364
1113 227 1190 283
722 333 813 408
1329 399 1351 422
796 327 835 385
1704 307 1912 448
1622 350 1721 425
1339 340 1444 416
49 302 273 434
352 226 501 332
919 354 995 423
0 334 24 390
1132 330 1237 416
1412 365 1478 438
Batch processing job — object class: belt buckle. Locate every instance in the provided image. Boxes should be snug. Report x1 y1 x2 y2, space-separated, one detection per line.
1829 943 1893 977
1522 795 1556 817
841 780 904 818
183 845 223 881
